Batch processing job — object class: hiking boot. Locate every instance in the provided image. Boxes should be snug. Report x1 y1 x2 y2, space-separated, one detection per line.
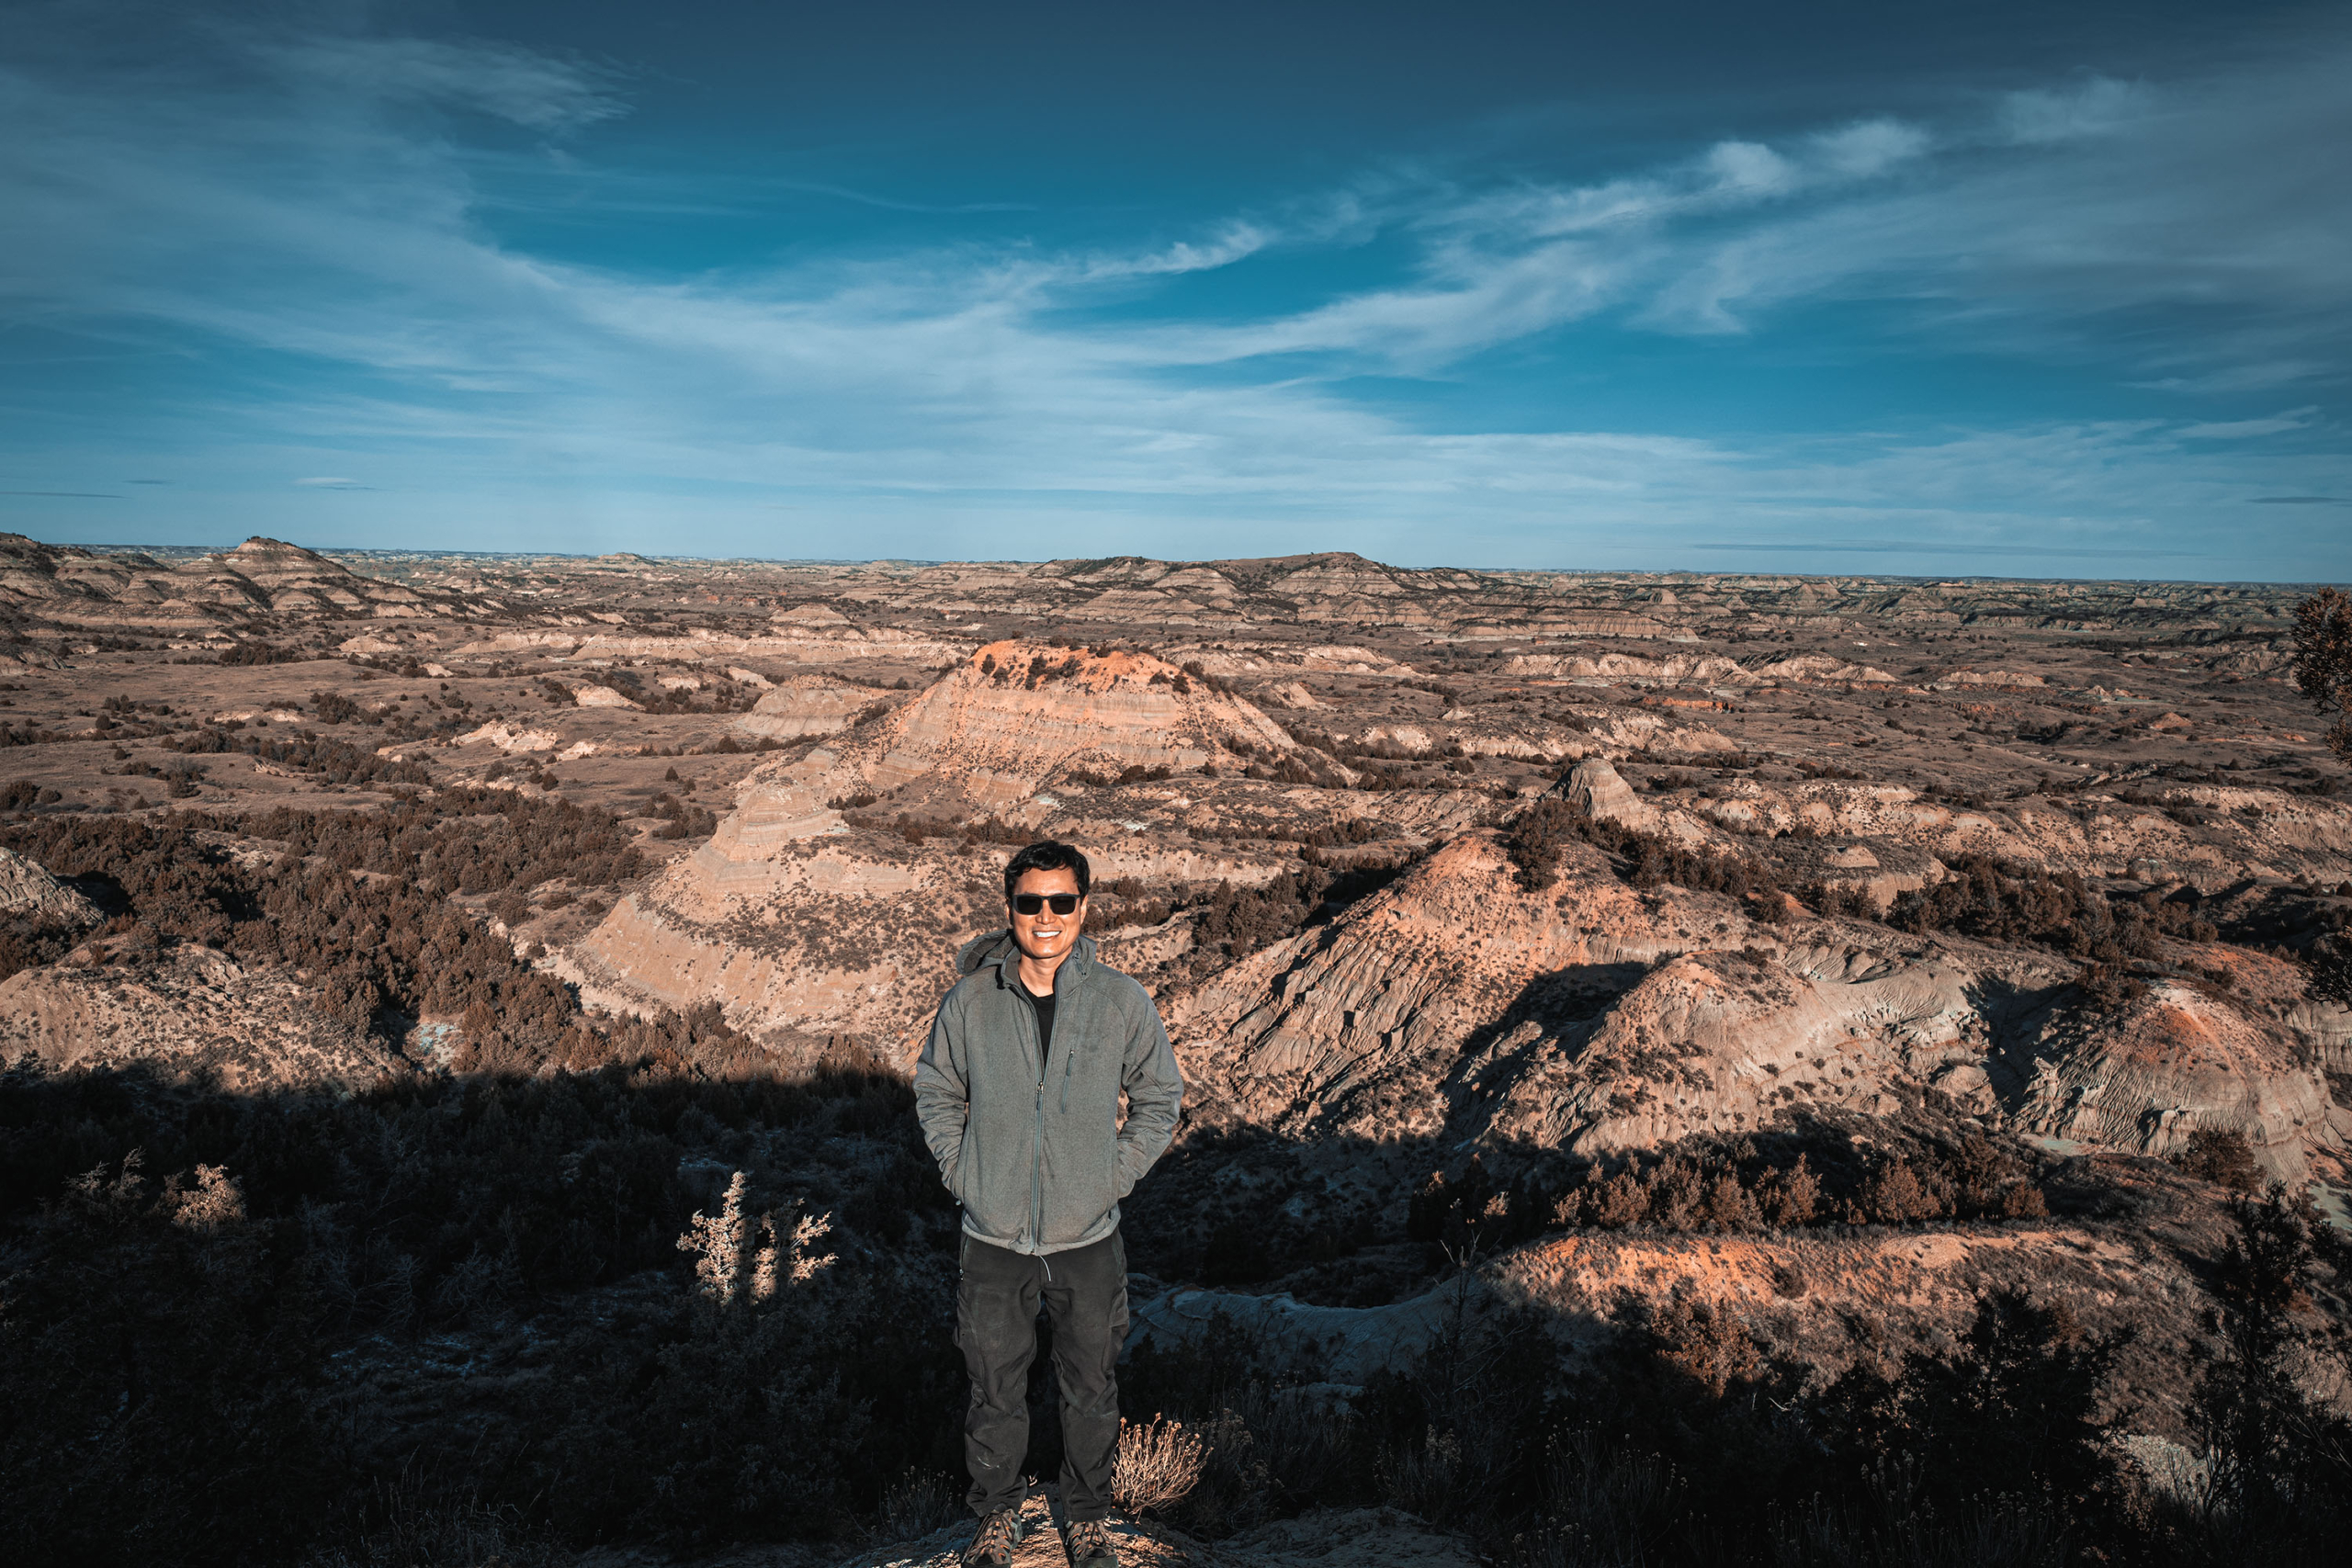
962 1508 1024 1568
1065 1519 1117 1568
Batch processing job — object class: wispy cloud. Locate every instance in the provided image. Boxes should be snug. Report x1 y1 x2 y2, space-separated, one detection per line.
0 8 2346 574
1681 539 2211 558
263 36 627 133
759 179 1037 216
2177 408 2317 439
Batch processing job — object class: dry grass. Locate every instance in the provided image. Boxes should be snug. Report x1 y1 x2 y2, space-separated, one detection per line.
875 1468 966 1541
1112 1416 1207 1516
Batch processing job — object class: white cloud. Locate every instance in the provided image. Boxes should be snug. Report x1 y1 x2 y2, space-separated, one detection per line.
265 37 626 133
0 10 2346 574
2176 408 2318 439
1702 141 1801 198
1079 223 1272 280
1807 118 1933 177
1996 76 2149 146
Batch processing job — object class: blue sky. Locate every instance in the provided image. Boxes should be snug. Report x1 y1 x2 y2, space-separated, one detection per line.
3 0 2348 578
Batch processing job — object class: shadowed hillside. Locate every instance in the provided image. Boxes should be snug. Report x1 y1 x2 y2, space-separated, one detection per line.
1 540 2348 1565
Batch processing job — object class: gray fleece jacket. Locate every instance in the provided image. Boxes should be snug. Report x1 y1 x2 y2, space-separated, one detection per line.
912 930 1184 1256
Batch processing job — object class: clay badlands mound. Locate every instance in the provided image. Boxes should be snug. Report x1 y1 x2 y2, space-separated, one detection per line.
2 543 2348 1563
566 639 1305 1045
1172 763 2349 1181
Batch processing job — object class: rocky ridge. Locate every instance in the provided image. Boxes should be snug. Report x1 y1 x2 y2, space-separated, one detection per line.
0 536 2345 1535
565 641 1307 1045
1168 813 2347 1180
0 534 464 629
0 942 405 1092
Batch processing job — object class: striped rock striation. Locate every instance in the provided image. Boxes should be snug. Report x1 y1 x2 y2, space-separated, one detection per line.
1163 828 2350 1179
563 642 1298 1045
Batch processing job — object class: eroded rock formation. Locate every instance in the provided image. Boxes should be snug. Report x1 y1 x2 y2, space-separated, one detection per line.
0 943 406 1092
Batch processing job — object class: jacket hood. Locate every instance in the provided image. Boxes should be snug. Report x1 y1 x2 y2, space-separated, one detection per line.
956 928 1099 987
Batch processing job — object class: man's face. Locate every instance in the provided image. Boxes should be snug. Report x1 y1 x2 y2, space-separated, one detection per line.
1008 866 1086 964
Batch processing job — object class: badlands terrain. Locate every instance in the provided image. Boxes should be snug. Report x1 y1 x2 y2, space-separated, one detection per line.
2 530 2348 1564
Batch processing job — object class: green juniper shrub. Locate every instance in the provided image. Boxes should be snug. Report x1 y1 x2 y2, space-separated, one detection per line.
2177 1186 2352 1562
2172 1126 2264 1193
1501 795 1787 913
1410 1128 2046 1250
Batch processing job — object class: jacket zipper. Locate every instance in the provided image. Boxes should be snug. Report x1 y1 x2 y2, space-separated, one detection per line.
1029 994 1046 1249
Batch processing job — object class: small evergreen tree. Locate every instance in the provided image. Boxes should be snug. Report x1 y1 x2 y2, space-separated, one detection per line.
2290 586 2352 758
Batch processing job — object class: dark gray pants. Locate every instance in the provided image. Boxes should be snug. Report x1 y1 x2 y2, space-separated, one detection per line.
954 1229 1127 1521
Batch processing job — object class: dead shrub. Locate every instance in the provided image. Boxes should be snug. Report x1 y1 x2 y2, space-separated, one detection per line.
873 1470 963 1542
1113 1415 1207 1516
1377 1425 1464 1523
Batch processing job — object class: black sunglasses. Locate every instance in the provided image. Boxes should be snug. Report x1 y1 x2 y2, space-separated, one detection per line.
1011 892 1082 915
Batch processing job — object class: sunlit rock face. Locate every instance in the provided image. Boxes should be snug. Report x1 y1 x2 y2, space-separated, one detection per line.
1165 831 1999 1151
734 676 875 741
565 641 1300 1045
2014 980 2346 1179
1161 823 2352 1180
0 945 405 1093
859 640 1293 806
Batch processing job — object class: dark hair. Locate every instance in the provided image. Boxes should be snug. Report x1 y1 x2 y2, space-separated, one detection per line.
1004 840 1090 902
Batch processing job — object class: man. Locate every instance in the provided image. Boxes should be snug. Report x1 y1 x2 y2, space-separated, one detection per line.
913 840 1185 1568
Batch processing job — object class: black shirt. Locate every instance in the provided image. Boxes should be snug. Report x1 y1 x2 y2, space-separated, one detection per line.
1014 976 1056 1068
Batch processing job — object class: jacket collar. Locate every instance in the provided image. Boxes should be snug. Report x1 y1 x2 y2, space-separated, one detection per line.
957 928 1098 993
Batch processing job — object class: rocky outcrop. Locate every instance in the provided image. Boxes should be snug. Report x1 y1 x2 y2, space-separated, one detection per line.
1484 950 1929 1154
734 675 878 741
565 643 1312 1042
1769 837 1947 911
0 847 102 929
554 840 976 1055
1182 644 1419 679
1161 825 2346 1177
1668 778 2352 891
1500 651 1755 688
0 945 409 1091
455 721 563 753
1752 653 1902 685
851 641 1292 808
0 533 466 623
1163 832 1731 1142
1561 758 1658 833
2015 981 2347 1179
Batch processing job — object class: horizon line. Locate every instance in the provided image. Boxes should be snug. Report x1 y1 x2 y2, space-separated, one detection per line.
21 536 2346 592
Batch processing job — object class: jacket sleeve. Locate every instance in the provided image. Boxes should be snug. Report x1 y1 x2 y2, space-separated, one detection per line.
911 994 969 1190
1114 990 1184 1197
